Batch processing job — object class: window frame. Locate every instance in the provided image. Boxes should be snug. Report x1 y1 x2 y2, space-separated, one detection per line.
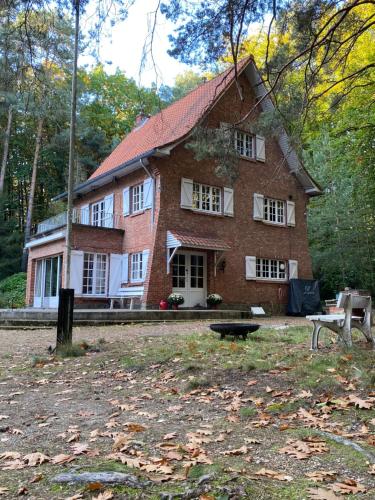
82 252 107 296
91 199 106 227
256 258 287 281
130 252 144 283
132 183 144 214
192 182 222 214
264 197 286 225
234 130 255 159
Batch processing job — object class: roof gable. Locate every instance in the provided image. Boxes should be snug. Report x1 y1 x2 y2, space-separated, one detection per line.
89 57 252 180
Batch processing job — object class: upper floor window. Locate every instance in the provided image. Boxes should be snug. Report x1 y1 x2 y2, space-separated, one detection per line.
123 178 153 217
264 198 285 225
253 193 295 227
132 183 144 213
192 182 221 213
131 252 143 282
256 258 286 280
92 199 106 227
82 252 107 295
235 130 254 159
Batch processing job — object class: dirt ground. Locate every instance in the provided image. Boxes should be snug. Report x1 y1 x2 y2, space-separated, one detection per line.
0 319 374 500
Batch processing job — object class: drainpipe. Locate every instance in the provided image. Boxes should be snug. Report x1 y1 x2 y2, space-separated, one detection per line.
140 158 156 227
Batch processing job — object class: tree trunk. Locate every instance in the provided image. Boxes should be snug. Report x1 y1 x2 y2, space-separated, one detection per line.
0 104 13 194
21 117 43 271
65 0 80 289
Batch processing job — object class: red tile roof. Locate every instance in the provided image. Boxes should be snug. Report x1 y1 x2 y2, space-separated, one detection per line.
89 57 253 180
170 230 231 251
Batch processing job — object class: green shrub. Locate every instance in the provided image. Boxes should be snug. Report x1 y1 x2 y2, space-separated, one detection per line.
0 272 26 308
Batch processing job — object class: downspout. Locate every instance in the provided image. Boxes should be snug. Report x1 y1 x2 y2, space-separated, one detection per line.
140 158 156 227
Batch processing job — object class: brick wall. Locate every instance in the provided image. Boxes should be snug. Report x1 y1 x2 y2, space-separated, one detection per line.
26 73 314 310
144 74 313 308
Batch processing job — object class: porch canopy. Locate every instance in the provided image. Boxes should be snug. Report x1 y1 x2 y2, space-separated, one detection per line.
166 230 231 276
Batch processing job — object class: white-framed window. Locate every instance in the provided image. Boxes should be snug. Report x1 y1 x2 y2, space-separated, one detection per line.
132 183 144 213
256 258 286 280
235 130 254 159
92 200 106 227
82 253 107 295
192 182 221 213
264 197 285 225
131 252 143 282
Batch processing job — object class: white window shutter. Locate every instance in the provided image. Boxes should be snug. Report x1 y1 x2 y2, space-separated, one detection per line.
288 260 298 280
287 201 296 226
245 256 256 280
143 178 153 210
121 253 129 283
256 135 265 162
109 254 122 295
80 204 89 225
253 193 264 220
223 187 234 216
123 187 130 216
70 250 84 294
142 249 150 280
104 193 114 228
181 178 193 209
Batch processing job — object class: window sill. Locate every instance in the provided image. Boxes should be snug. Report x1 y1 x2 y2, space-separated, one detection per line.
189 208 225 217
256 279 288 284
81 294 107 297
262 220 286 227
130 280 144 284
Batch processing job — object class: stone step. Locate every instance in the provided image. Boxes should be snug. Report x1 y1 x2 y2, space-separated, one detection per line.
0 309 251 327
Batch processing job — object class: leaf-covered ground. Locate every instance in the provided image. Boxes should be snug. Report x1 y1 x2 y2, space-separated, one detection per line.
0 319 374 499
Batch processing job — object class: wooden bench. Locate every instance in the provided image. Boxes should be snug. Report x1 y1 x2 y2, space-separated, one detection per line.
307 293 373 350
109 287 144 310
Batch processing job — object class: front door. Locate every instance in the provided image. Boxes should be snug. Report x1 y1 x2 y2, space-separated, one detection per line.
172 251 207 308
33 255 62 308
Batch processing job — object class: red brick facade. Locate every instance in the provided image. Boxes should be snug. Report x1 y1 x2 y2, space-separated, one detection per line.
26 71 315 311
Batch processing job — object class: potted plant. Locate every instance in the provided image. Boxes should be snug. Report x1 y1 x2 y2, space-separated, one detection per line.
207 293 223 309
167 293 184 310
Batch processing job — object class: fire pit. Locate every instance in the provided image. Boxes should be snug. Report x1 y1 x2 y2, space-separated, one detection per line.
210 323 260 340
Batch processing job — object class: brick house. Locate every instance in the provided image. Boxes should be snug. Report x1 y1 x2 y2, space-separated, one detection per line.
25 56 321 310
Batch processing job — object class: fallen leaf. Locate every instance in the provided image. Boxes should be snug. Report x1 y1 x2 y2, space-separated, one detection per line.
347 394 373 409
331 478 367 494
23 452 50 466
70 443 89 456
305 471 337 483
65 495 83 500
368 463 375 475
17 486 28 495
255 468 293 481
0 488 9 496
124 423 147 432
220 446 248 456
30 473 44 483
163 432 177 441
51 454 75 465
86 482 104 491
0 452 21 461
307 487 343 499
93 492 113 500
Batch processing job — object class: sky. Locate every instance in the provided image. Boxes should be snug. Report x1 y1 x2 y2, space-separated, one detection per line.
81 0 198 88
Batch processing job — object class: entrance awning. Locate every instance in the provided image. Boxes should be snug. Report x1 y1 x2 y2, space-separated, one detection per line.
167 230 231 251
166 230 231 275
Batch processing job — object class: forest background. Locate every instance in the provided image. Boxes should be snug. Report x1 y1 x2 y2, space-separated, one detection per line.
1 0 374 304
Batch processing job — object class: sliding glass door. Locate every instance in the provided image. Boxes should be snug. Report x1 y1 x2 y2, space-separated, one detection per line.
33 255 62 308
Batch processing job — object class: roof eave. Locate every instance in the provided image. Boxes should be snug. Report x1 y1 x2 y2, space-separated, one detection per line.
52 149 158 202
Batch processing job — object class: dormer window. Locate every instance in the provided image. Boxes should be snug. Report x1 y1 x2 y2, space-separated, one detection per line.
235 130 254 159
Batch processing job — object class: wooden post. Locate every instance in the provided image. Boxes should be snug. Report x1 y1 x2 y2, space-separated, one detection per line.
56 288 74 348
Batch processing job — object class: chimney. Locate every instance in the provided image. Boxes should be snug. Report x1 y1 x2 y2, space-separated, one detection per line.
135 113 149 128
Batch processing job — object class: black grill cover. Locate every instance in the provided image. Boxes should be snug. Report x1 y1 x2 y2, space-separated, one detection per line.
287 279 320 316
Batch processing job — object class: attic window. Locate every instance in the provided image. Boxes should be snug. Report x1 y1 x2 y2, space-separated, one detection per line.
235 130 254 159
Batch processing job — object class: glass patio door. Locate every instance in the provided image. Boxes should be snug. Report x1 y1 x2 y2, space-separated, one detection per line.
33 255 62 308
